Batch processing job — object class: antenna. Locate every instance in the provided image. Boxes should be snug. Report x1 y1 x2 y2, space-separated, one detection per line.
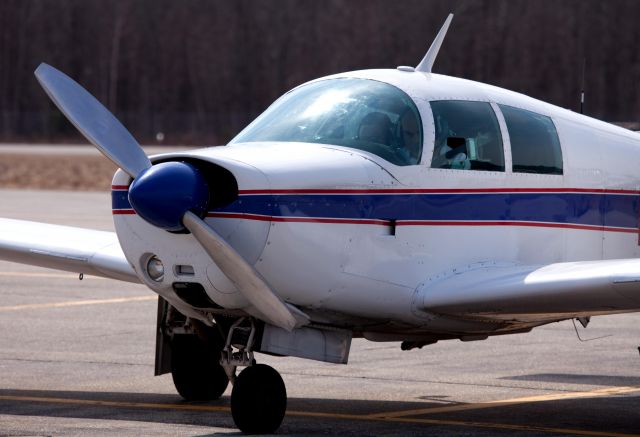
415 14 454 74
571 318 611 342
579 57 586 114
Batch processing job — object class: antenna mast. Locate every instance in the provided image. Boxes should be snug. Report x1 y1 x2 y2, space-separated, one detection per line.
415 14 454 74
580 57 586 114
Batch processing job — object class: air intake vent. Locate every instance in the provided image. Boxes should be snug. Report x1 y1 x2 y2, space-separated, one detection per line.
172 282 222 309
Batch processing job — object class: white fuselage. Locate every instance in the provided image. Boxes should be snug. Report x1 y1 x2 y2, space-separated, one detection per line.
112 69 640 334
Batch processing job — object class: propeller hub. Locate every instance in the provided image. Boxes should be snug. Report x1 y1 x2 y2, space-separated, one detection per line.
128 161 209 231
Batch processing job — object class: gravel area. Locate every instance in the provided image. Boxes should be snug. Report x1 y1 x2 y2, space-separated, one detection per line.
0 145 196 190
0 153 117 190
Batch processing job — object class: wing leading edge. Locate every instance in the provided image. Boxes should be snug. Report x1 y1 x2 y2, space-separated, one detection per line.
418 260 640 322
0 218 139 283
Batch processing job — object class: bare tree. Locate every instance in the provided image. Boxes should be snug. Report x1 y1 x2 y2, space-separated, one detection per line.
1 0 640 144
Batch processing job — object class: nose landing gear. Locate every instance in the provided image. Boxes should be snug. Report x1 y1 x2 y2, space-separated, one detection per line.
232 363 287 434
221 318 288 434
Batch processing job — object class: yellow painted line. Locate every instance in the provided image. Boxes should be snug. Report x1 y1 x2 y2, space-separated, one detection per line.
368 385 640 418
0 395 229 412
289 396 640 437
381 416 640 437
0 394 638 437
0 295 156 312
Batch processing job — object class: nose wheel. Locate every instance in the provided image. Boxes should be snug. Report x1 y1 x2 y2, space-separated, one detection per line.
231 364 287 434
221 318 288 434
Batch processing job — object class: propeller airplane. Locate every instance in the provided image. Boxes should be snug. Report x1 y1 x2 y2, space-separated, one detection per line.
2 14 640 434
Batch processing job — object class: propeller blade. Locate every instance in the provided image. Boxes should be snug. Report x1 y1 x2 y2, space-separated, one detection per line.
182 211 307 332
35 64 306 330
35 63 151 178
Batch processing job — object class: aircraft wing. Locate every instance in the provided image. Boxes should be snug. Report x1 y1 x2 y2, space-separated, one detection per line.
0 218 139 283
419 259 640 322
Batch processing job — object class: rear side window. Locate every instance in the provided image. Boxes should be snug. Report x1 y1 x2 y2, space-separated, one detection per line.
499 105 563 175
430 101 504 171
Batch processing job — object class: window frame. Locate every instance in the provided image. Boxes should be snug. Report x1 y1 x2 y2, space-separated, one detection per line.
497 104 564 176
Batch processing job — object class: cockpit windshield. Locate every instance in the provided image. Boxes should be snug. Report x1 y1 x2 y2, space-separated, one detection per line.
229 78 423 166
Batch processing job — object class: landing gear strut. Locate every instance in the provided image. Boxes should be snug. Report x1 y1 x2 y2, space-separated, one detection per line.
221 318 287 434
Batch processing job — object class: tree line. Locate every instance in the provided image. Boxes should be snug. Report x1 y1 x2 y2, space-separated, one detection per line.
1 0 639 145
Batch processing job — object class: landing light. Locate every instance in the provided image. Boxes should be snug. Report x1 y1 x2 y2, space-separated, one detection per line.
146 255 165 282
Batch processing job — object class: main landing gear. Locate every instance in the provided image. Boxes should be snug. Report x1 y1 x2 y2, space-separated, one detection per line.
169 317 287 434
171 333 229 401
222 318 287 434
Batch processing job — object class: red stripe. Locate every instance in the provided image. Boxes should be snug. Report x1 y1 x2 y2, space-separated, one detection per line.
114 210 639 233
207 212 390 225
271 217 389 225
238 188 640 195
111 186 640 195
114 208 638 234
207 214 639 233
398 220 639 233
206 212 271 222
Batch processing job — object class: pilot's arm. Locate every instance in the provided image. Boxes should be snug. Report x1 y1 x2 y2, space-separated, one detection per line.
433 141 470 170
449 151 470 169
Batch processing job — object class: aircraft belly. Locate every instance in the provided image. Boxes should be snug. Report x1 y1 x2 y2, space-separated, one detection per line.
612 280 640 306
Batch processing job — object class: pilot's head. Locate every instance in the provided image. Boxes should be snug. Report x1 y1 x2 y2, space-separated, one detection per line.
401 111 420 162
358 112 391 144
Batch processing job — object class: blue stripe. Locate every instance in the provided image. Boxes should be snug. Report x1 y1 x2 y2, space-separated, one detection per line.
112 190 130 210
112 191 640 230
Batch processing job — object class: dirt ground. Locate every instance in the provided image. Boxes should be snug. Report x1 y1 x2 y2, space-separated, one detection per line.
0 145 196 190
0 153 117 190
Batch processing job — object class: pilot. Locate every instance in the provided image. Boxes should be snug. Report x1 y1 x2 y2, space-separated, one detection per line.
358 112 392 145
399 111 421 164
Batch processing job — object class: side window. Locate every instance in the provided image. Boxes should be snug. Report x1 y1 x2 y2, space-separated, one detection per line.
499 104 563 175
430 100 504 171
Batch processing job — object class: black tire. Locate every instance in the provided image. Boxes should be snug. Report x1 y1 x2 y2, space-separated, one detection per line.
171 335 229 401
231 364 287 434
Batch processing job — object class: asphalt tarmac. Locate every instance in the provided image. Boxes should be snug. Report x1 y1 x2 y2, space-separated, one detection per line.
1 189 640 436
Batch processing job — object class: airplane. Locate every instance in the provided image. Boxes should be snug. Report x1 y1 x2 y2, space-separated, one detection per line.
2 13 640 434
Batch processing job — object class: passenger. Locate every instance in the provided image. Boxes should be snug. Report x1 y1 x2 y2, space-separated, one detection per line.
433 136 470 170
431 116 470 169
443 140 470 170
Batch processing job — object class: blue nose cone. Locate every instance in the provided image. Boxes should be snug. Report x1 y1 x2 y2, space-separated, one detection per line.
128 161 209 231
